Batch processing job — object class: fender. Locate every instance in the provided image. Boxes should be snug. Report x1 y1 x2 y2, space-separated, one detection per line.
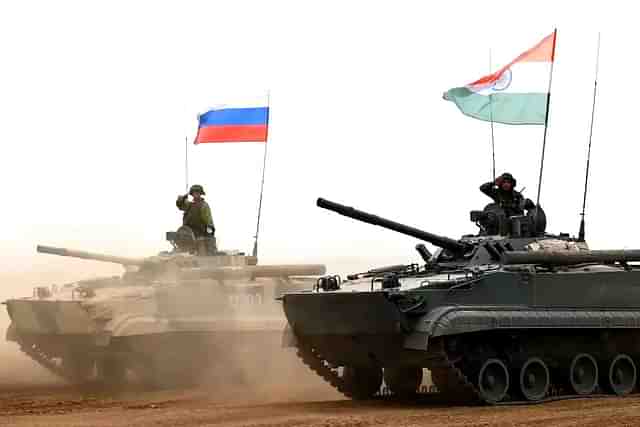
404 305 640 351
107 314 170 339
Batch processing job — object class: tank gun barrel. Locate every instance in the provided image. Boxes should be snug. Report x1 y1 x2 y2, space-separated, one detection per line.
36 245 146 267
179 264 326 280
316 198 469 253
503 249 640 266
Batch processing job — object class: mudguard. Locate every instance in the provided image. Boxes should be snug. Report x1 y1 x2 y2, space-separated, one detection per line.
107 314 171 338
404 305 640 351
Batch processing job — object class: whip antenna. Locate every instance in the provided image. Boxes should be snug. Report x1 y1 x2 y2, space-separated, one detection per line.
579 32 601 242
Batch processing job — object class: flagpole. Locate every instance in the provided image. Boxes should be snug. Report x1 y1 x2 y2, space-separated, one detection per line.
252 91 271 259
185 135 189 193
578 32 601 242
535 29 557 208
489 48 496 180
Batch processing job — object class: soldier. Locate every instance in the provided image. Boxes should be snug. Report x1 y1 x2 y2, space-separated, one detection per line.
176 184 215 237
480 172 535 217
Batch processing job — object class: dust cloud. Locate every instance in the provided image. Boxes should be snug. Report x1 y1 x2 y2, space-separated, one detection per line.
194 335 343 404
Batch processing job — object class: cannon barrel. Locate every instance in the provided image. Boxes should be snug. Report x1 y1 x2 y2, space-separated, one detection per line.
503 249 640 266
37 245 146 266
316 198 469 253
179 264 326 280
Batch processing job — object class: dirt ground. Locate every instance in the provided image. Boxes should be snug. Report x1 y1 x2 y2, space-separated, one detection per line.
2 379 640 427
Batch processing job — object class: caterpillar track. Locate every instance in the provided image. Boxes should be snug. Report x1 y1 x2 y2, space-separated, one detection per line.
18 342 72 381
295 346 357 399
293 334 635 405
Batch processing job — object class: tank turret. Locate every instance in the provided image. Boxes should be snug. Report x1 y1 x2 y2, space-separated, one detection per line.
36 244 325 280
470 203 547 237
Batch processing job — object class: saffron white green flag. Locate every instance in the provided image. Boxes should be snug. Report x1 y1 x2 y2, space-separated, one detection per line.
444 31 556 125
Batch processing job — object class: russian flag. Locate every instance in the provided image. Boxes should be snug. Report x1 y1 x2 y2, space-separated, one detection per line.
195 106 269 144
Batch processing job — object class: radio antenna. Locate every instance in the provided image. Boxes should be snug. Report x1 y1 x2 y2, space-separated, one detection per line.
578 33 601 242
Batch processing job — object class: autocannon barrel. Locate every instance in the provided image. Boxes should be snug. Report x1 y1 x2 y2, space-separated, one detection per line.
36 245 146 266
502 249 640 266
316 198 469 253
179 264 327 280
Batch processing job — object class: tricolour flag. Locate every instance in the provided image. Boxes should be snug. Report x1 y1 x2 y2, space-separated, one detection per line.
443 31 556 125
195 106 269 144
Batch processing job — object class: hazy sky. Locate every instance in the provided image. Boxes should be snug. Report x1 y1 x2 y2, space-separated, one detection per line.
1 1 637 275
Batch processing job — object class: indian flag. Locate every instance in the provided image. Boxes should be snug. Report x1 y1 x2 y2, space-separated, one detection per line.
444 31 556 125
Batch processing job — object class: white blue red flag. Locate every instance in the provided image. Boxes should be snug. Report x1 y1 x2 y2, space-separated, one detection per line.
195 105 269 144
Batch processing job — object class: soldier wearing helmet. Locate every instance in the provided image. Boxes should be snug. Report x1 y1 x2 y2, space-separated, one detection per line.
480 173 535 217
176 184 215 237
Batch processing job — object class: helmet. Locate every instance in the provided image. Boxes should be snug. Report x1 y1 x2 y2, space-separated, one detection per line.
189 184 206 195
497 172 516 188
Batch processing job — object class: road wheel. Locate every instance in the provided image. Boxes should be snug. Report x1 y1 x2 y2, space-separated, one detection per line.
603 354 636 396
477 358 510 404
518 357 550 401
569 353 598 395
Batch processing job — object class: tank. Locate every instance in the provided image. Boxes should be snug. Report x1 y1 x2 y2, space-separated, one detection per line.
280 198 640 404
5 226 325 389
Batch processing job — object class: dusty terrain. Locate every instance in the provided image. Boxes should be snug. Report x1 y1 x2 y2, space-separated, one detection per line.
2 270 640 426
2 381 640 427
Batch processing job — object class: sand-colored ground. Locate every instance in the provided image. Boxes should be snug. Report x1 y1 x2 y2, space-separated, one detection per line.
1 382 640 427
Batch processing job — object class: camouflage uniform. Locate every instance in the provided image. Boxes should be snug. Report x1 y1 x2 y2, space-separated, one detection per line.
176 185 214 237
480 173 535 218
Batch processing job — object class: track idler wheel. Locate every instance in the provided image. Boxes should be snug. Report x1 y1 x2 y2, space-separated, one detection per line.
518 357 550 401
602 354 636 396
569 353 598 395
383 366 423 398
342 366 383 400
476 358 510 404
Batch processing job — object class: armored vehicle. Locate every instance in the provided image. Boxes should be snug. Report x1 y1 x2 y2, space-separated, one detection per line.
5 227 325 388
281 198 640 404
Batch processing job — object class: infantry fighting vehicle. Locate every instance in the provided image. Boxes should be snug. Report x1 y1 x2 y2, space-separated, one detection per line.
281 198 640 404
5 226 325 388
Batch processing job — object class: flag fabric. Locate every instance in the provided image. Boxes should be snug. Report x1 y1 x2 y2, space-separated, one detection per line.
443 31 556 125
195 106 269 144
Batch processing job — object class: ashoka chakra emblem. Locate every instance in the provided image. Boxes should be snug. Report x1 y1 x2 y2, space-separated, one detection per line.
492 68 512 91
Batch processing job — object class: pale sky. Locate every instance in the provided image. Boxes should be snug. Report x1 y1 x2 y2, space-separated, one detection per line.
1 1 637 277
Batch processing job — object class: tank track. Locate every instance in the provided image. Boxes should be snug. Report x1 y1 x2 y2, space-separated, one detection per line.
295 338 616 405
428 344 616 405
295 345 356 398
18 341 74 381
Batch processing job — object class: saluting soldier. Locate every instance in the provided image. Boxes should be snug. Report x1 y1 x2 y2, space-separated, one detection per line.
176 184 215 237
480 172 535 217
